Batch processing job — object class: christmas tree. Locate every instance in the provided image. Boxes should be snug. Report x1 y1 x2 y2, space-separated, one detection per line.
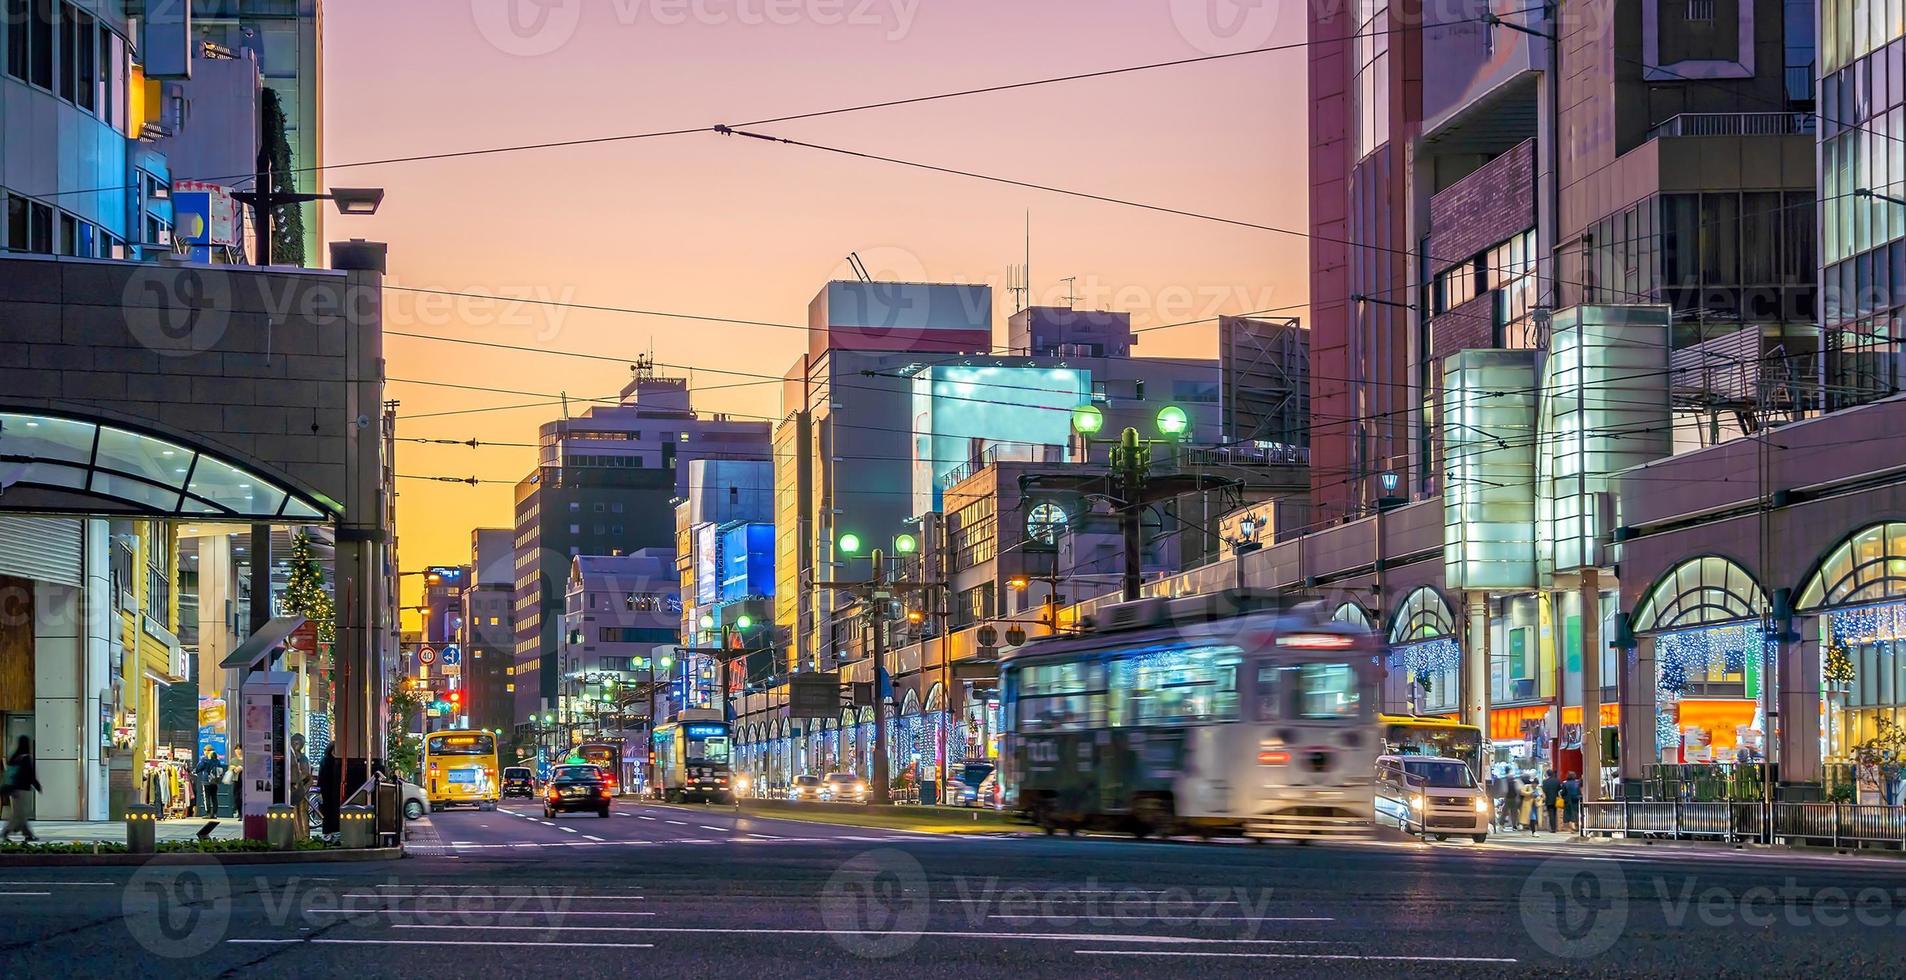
283 531 336 642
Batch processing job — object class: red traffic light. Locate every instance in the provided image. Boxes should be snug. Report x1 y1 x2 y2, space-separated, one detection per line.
448 691 462 704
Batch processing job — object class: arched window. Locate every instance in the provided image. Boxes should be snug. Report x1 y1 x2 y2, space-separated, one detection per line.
1798 522 1906 610
1390 586 1457 645
1632 556 1767 634
1332 603 1372 628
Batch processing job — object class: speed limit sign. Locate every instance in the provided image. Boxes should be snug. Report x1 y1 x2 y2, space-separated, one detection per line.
418 646 436 665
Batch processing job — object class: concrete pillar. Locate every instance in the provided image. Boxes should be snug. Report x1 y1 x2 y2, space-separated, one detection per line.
1778 616 1823 787
31 520 112 820
1463 593 1491 732
1619 635 1657 784
1579 570 1603 801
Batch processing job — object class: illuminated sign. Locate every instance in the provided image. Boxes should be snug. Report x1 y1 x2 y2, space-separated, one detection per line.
684 724 727 737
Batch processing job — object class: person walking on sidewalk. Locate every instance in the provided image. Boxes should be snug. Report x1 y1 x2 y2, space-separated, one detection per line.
3 735 42 842
1562 771 1583 832
195 746 224 818
1542 770 1563 833
1497 772 1520 831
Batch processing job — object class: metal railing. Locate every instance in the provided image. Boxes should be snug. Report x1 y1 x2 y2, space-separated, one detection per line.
1647 112 1815 139
1583 801 1906 847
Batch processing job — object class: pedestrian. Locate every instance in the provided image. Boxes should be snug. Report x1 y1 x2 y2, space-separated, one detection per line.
1522 775 1540 833
3 735 41 842
226 749 243 818
1562 771 1583 832
195 746 224 818
1498 772 1520 831
318 743 342 835
1541 769 1563 833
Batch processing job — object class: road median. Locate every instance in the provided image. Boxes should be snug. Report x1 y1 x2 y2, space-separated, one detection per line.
729 798 1023 834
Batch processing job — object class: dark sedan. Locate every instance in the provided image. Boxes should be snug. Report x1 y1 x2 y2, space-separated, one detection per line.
543 764 613 818
502 766 538 799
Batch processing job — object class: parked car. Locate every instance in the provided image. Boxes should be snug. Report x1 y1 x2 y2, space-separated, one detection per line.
400 780 430 821
950 762 998 807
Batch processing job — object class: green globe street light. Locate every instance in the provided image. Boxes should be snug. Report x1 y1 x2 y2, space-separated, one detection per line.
893 533 918 555
838 532 862 555
659 655 674 669
1155 404 1189 437
699 614 715 631
736 614 753 630
1071 404 1105 435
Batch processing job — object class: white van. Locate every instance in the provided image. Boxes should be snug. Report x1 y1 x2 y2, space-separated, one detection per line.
1374 755 1490 842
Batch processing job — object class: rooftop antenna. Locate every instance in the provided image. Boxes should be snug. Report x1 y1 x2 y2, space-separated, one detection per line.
1006 264 1028 315
1061 276 1077 309
1025 210 1032 307
846 252 872 282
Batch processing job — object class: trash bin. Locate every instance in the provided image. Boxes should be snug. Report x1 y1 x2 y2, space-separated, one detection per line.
126 804 159 853
266 804 299 850
340 805 376 848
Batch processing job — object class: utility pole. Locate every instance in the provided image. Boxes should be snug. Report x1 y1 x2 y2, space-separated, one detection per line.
1114 427 1149 601
870 548 892 805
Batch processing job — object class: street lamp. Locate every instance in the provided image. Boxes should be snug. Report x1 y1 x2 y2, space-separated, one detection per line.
735 614 753 631
1071 404 1105 435
838 532 862 555
1155 405 1190 438
893 533 918 555
232 185 386 266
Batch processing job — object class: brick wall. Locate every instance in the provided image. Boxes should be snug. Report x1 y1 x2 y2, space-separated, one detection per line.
1427 138 1537 274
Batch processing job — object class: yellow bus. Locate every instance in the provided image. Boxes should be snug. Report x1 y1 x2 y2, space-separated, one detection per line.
1379 714 1486 780
423 729 500 811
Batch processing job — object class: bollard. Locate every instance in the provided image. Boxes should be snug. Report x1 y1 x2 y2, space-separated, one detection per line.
266 804 299 851
340 805 375 849
126 804 159 854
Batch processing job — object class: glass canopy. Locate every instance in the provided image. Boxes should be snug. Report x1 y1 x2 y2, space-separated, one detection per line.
0 412 335 520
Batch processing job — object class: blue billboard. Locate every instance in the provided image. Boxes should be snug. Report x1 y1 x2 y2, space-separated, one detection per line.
718 523 774 602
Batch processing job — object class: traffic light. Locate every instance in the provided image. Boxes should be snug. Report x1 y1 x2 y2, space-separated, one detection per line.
448 691 462 706
906 608 924 625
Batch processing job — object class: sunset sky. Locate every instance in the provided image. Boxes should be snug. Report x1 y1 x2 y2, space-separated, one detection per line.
321 1 1310 599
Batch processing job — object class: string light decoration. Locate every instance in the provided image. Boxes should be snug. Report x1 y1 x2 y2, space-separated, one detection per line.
1825 641 1857 685
282 531 336 643
1829 603 1906 647
1652 623 1770 749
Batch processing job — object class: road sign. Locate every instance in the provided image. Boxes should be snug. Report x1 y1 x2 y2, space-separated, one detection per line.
440 645 461 666
789 672 842 719
418 646 436 665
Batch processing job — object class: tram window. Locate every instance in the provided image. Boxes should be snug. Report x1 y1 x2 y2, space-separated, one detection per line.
1110 645 1241 726
1254 663 1282 721
1295 663 1361 719
1016 659 1105 732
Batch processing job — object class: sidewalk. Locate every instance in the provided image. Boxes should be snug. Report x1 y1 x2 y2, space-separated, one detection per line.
20 817 243 845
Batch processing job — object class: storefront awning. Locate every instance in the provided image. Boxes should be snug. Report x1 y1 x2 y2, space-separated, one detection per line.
221 615 308 670
0 411 337 520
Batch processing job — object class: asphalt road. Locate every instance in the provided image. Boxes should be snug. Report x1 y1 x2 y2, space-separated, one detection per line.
5 799 1906 978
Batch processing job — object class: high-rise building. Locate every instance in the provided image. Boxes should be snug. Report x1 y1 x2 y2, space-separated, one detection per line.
462 529 515 736
2 3 170 258
512 369 770 728
189 0 325 263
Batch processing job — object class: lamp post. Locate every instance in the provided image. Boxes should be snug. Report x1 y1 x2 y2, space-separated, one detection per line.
1040 404 1200 602
232 184 385 266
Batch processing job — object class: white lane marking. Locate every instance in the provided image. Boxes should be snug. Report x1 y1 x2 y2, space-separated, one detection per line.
664 820 688 826
747 834 782 840
0 881 113 887
699 825 730 832
636 816 656 821
943 898 1246 906
839 836 885 842
228 939 654 949
584 835 606 842
1074 950 1516 964
992 914 1329 922
343 894 643 901
0 891 51 897
560 827 579 835
308 909 657 918
396 924 1325 945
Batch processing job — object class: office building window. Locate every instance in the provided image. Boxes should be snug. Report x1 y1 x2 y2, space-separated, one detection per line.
71 6 92 110
1353 0 1390 158
30 200 52 253
55 0 73 101
27 0 52 89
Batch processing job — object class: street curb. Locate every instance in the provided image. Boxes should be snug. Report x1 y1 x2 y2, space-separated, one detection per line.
1575 834 1906 860
726 799 1025 835
0 846 405 867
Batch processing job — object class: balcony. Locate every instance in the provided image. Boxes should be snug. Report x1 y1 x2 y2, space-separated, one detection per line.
1646 112 1815 140
939 443 1067 490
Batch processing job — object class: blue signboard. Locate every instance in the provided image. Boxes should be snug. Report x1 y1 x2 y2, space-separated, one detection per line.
718 523 775 602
